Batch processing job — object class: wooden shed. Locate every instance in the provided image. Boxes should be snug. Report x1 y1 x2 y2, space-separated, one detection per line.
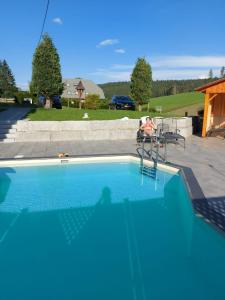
196 78 225 137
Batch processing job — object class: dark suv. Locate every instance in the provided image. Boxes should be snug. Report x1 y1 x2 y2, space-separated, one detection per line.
52 95 62 109
109 95 135 110
38 95 62 109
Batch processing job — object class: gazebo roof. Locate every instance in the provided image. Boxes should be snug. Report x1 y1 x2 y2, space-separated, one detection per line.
76 80 85 91
196 77 225 92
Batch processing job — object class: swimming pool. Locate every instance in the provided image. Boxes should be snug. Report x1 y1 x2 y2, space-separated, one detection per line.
0 159 225 300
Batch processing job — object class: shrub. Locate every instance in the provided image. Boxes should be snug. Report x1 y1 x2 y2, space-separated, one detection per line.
84 94 101 109
99 98 110 109
14 91 34 104
61 98 80 108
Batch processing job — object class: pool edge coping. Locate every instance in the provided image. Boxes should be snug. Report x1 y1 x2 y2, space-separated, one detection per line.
0 154 179 174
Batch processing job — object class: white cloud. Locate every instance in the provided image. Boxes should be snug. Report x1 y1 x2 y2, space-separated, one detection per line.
153 69 212 80
90 69 131 81
52 17 63 25
148 55 224 79
115 49 126 54
18 83 29 91
150 55 225 68
111 64 134 70
90 55 225 83
91 68 213 82
97 39 119 48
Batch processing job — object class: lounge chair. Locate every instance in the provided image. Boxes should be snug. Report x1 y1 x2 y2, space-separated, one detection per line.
156 122 185 148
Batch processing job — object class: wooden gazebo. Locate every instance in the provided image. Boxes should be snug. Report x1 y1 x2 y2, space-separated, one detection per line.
196 78 225 137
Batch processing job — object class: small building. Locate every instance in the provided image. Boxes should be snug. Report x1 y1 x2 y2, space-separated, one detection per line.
62 78 105 99
196 78 225 137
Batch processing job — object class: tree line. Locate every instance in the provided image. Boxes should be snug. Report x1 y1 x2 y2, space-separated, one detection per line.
100 77 219 100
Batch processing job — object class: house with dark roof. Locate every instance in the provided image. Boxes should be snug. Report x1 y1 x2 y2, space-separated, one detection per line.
62 78 105 99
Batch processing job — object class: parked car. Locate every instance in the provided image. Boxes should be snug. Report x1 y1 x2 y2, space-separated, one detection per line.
23 98 33 104
52 95 62 109
38 95 62 109
109 95 135 110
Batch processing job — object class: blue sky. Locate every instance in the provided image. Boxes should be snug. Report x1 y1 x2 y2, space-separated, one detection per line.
1 0 225 89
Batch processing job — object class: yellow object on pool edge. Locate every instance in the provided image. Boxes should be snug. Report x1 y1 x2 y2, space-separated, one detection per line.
58 152 69 158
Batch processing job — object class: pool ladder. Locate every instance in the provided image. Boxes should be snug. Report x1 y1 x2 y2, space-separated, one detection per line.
137 137 159 179
140 164 157 179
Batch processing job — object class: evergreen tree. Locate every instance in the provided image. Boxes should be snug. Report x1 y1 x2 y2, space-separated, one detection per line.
168 84 177 95
0 60 3 96
30 34 63 108
0 59 17 97
209 69 213 79
130 57 152 111
220 66 225 78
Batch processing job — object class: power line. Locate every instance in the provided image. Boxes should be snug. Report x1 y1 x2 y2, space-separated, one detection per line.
38 0 50 45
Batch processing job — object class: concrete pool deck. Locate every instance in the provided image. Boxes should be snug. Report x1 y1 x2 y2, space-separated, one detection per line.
1 135 225 232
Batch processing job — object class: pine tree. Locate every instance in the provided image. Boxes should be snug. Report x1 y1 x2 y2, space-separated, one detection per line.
0 59 17 97
220 66 225 78
130 57 152 111
0 60 3 96
209 69 213 79
30 34 63 108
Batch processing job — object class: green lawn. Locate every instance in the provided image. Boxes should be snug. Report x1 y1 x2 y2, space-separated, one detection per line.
27 107 168 121
145 92 204 112
27 92 204 121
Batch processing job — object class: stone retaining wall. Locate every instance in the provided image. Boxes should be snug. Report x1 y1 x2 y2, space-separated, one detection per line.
14 117 193 142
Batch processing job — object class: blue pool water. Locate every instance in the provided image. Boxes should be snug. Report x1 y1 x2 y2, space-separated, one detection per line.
0 162 225 300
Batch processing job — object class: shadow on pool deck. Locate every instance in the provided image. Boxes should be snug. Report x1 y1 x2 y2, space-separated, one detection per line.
193 196 225 234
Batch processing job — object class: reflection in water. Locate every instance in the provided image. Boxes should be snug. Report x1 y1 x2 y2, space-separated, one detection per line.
0 168 14 204
58 206 96 246
0 168 18 244
98 186 112 205
58 187 112 246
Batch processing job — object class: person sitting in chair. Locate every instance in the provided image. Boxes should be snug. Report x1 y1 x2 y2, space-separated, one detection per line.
140 117 156 136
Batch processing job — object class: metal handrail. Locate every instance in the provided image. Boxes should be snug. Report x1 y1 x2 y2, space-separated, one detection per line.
136 134 167 170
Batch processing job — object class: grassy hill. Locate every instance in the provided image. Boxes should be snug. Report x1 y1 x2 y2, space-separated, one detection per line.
146 92 204 113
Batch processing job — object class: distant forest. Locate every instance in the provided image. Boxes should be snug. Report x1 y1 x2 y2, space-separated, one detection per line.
99 78 217 99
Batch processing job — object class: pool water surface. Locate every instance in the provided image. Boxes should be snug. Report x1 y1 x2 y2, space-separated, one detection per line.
0 162 225 300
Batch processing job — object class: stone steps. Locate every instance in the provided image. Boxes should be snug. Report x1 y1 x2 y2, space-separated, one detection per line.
0 128 16 134
0 138 15 143
0 121 17 143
